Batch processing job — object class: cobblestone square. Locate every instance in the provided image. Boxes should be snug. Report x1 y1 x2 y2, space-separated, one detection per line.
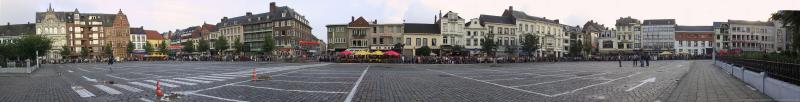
0 60 774 102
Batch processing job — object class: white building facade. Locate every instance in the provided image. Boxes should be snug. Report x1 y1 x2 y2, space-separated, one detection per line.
464 18 487 55
36 4 68 60
439 11 466 47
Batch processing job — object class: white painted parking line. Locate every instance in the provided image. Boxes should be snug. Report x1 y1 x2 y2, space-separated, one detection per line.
188 77 226 81
269 80 351 84
344 66 370 102
550 72 641 97
161 79 197 85
483 77 525 81
174 78 212 83
76 68 90 72
144 80 180 88
189 93 247 102
139 98 154 102
129 82 156 90
426 68 554 97
232 85 347 94
93 84 123 95
72 86 96 97
113 84 143 92
510 72 609 88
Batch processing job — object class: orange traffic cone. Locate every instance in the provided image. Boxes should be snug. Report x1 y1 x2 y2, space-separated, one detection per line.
251 68 257 81
155 80 164 97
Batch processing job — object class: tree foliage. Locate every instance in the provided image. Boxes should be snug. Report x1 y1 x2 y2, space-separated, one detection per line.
182 40 195 53
415 46 432 56
197 39 210 53
480 35 497 56
262 35 275 55
770 10 800 51
520 34 539 55
60 46 71 58
16 35 53 59
233 38 242 55
214 36 229 53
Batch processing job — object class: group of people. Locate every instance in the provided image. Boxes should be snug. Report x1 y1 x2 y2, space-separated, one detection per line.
323 55 579 64
617 53 651 67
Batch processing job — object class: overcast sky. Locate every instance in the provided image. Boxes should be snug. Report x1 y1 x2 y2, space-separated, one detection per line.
1 0 798 42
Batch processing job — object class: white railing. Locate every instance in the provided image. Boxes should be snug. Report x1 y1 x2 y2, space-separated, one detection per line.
715 61 800 102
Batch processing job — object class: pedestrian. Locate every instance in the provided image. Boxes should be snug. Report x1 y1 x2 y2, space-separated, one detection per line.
617 53 622 67
639 53 646 67
632 54 638 66
644 55 650 67
107 55 114 73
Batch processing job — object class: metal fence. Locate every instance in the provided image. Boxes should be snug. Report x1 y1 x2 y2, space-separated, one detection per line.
718 57 800 86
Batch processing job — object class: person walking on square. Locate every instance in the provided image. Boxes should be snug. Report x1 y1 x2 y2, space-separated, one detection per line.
644 54 650 67
107 55 114 73
617 53 622 67
632 54 638 66
639 53 646 67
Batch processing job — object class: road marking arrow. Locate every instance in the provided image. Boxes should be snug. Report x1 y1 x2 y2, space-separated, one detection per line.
82 76 97 82
626 77 655 91
68 70 74 73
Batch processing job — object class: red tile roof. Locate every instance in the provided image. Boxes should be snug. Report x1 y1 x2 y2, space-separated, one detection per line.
144 30 163 40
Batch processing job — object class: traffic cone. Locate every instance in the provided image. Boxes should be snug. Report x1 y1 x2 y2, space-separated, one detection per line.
251 68 257 81
155 80 164 97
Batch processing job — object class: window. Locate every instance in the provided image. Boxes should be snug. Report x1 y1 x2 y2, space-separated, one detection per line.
406 38 411 45
432 38 437 46
423 38 428 46
416 38 421 46
379 38 384 44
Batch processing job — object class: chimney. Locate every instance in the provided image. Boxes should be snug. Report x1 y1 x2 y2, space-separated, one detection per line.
6 22 9 26
373 19 377 24
509 6 513 11
269 2 276 13
141 26 144 29
246 12 252 16
351 16 355 22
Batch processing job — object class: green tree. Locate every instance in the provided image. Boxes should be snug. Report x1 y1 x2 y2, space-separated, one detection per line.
214 36 229 55
104 44 113 57
197 39 210 54
770 10 800 51
520 34 539 56
144 42 154 54
60 46 71 59
415 46 432 56
568 40 583 57
392 43 404 54
262 35 275 55
233 38 242 55
80 47 89 58
182 40 195 54
481 35 497 56
17 35 52 59
127 41 134 54
159 40 168 55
